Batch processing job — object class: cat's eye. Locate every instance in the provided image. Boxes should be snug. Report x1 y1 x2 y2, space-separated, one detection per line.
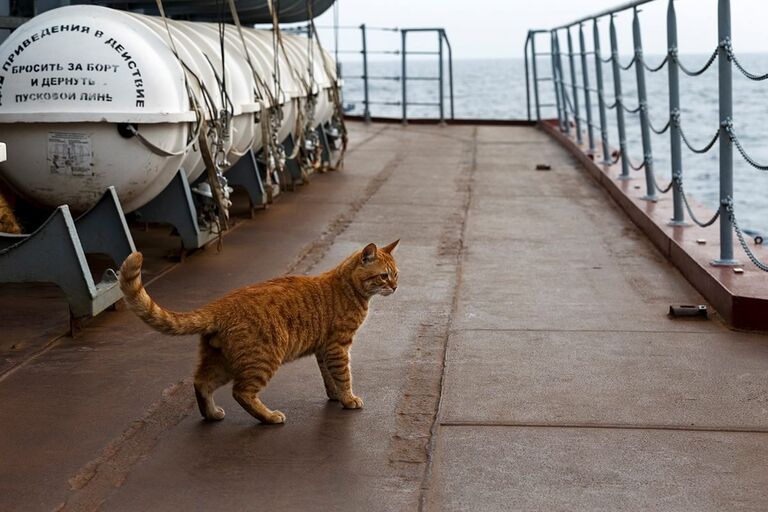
379 273 389 279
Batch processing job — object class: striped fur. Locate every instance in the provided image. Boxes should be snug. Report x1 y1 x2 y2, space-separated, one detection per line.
0 192 21 234
118 240 400 424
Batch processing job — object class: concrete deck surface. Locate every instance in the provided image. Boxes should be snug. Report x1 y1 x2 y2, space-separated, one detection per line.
1 122 767 511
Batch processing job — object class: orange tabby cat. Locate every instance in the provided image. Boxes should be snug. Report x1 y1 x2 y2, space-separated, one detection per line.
118 240 399 424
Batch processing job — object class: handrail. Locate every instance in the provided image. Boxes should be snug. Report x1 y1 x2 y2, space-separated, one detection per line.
526 0 768 271
553 0 656 29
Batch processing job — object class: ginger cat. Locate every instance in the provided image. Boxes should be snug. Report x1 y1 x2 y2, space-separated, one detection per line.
118 240 399 424
0 192 21 234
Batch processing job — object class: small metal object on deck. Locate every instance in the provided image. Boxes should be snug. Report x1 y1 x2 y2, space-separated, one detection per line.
669 305 708 318
733 267 744 274
535 163 552 171
696 238 707 244
755 236 764 245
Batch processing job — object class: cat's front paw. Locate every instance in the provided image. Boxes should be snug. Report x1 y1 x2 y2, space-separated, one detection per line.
341 395 364 409
205 406 226 421
263 410 286 424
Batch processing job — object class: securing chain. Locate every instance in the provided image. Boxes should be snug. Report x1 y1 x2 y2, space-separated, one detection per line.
725 196 768 271
642 53 669 73
675 172 720 227
722 118 768 171
672 110 720 154
721 37 768 81
670 46 718 77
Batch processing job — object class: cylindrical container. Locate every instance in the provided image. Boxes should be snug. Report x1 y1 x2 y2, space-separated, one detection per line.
0 5 338 213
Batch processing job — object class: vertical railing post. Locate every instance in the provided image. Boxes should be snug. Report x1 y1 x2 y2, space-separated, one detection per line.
438 30 445 123
593 19 611 164
445 31 454 119
632 7 657 200
715 0 737 264
401 29 407 124
554 31 570 134
550 31 564 131
609 15 629 178
566 27 582 144
360 23 371 123
667 0 685 225
530 32 541 120
525 32 532 121
579 23 595 153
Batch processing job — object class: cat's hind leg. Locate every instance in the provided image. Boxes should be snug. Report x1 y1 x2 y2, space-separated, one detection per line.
231 352 285 424
194 337 232 421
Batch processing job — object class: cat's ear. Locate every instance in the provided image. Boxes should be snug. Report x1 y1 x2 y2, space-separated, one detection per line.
361 243 378 264
382 239 400 254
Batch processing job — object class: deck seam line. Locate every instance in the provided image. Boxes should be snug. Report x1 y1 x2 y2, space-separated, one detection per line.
418 126 478 512
451 327 721 335
439 421 768 434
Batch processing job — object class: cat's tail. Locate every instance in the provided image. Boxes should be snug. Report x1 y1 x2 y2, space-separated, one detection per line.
119 252 213 336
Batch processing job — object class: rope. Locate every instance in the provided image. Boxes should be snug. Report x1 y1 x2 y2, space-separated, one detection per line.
722 38 768 81
727 197 768 271
154 0 230 231
722 119 768 171
308 2 348 171
672 47 718 77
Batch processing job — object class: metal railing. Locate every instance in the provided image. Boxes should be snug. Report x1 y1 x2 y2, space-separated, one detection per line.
525 0 768 270
310 24 455 123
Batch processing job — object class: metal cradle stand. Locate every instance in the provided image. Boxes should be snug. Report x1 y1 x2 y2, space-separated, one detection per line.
319 123 333 168
226 148 269 215
131 169 220 251
0 186 135 322
282 133 308 187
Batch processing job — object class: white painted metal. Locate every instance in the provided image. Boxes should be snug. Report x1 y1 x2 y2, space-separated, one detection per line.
0 5 337 212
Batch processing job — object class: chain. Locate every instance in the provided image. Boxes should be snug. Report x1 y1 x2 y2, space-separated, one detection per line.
672 110 720 154
628 154 647 171
725 196 768 271
722 118 768 171
642 53 669 73
652 168 674 194
648 113 671 135
722 37 768 81
670 46 718 77
676 173 720 227
619 54 637 71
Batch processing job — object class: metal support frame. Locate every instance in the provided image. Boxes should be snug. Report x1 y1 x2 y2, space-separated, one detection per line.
319 123 332 168
714 0 737 265
579 23 595 153
609 15 630 179
226 148 269 212
282 133 308 186
666 0 686 225
632 7 657 201
131 169 219 251
530 31 542 120
593 19 611 164
0 186 135 319
566 27 583 145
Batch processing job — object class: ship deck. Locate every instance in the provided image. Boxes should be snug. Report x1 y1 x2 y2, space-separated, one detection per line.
2 121 768 511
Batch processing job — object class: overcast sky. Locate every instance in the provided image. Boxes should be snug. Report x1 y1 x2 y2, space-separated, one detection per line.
311 0 768 60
